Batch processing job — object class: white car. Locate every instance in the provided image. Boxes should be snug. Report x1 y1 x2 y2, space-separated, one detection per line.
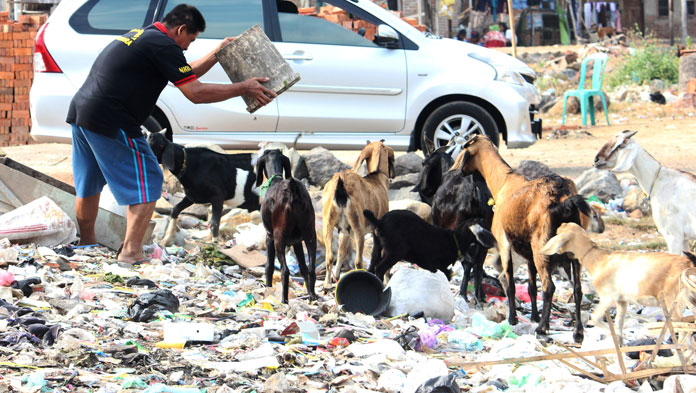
30 0 541 157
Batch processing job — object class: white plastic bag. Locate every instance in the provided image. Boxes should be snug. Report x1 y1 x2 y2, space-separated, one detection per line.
386 267 455 322
0 196 77 246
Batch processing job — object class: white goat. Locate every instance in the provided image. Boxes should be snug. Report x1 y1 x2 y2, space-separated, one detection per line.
594 130 696 254
542 222 696 343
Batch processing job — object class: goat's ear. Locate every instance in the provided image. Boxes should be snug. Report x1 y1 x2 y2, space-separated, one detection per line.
541 232 571 256
162 143 176 172
450 150 470 172
419 159 442 197
282 155 292 179
469 224 496 248
352 149 369 172
388 155 396 178
255 155 265 187
622 130 638 139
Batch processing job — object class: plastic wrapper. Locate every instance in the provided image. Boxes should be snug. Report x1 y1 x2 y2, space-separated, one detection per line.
0 196 77 246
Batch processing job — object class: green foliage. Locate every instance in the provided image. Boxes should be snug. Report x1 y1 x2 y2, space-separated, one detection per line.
606 26 679 89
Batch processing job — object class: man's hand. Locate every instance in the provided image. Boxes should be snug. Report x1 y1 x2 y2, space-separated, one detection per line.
241 77 277 107
216 37 236 53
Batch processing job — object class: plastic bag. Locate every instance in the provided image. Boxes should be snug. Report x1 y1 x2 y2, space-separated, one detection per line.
418 319 453 350
127 290 180 322
414 373 460 393
0 196 77 246
233 223 266 249
386 267 455 322
467 313 517 339
508 365 542 388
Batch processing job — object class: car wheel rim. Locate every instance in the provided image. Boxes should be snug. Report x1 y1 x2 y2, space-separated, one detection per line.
431 114 484 157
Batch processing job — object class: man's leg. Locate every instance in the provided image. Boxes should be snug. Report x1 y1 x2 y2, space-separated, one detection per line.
75 193 100 245
118 200 156 263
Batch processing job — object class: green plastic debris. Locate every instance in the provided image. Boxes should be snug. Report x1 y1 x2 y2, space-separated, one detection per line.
237 293 255 308
508 365 542 388
103 272 124 284
124 340 148 353
122 376 148 389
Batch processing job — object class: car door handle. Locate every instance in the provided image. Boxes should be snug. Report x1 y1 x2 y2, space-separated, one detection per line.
283 53 313 61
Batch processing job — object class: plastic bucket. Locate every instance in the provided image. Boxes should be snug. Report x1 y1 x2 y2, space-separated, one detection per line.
335 270 391 316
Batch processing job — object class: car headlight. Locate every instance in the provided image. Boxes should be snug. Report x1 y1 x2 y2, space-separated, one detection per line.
493 65 525 86
467 52 524 86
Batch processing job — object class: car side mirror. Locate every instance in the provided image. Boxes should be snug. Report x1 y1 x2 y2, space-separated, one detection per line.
373 24 399 49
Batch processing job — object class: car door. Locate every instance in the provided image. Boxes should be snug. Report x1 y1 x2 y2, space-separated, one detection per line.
271 0 407 133
157 0 278 133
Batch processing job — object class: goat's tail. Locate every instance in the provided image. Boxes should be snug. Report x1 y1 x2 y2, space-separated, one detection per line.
550 194 592 231
363 209 380 228
684 251 696 267
334 177 349 208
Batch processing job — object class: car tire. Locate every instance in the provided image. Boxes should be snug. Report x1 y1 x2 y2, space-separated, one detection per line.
141 116 170 141
421 101 499 158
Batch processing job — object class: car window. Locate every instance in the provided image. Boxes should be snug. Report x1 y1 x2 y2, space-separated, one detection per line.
162 0 264 39
70 0 156 34
278 4 379 47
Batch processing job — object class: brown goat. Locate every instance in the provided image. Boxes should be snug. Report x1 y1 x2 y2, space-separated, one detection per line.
453 135 592 343
321 141 395 288
257 149 318 303
542 222 696 343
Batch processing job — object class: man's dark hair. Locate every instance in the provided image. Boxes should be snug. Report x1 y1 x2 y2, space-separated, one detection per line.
163 4 206 34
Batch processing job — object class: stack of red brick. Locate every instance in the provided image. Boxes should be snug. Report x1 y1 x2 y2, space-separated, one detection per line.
0 11 46 147
298 3 427 41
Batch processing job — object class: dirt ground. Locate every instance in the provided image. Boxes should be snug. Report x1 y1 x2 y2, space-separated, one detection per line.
3 99 694 251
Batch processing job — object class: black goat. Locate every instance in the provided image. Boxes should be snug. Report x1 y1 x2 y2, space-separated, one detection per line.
413 148 494 303
257 149 318 303
146 130 260 245
412 148 454 205
364 209 495 283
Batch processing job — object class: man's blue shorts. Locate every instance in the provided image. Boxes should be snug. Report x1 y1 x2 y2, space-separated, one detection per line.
71 124 163 206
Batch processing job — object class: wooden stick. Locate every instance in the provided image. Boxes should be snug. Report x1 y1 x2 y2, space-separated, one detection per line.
444 344 683 368
506 0 516 57
556 341 616 378
602 367 688 383
605 310 627 375
659 294 690 374
539 346 606 383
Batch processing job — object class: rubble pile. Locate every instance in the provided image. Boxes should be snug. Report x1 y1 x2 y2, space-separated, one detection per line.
523 42 690 120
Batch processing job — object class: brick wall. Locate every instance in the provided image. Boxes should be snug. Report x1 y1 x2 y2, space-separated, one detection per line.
643 0 696 39
0 11 45 147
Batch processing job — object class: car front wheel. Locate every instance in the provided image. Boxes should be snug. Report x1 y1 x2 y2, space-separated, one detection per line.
421 101 499 158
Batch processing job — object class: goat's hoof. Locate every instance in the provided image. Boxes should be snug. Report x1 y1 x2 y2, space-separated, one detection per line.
573 331 585 344
530 314 541 323
535 326 549 336
309 294 319 302
509 317 519 325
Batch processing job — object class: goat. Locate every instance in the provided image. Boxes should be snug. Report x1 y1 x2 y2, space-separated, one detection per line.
454 135 592 343
364 209 495 285
594 130 696 254
321 140 395 288
542 222 696 343
412 147 455 205
146 130 259 246
412 147 495 304
257 149 318 303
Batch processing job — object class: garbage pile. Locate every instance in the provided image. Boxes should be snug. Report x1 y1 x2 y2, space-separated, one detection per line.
0 213 694 392
0 144 694 392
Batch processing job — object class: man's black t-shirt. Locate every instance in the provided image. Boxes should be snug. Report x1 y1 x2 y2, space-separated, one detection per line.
66 22 197 138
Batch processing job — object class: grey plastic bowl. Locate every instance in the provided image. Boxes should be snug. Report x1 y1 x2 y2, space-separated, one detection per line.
335 270 391 316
